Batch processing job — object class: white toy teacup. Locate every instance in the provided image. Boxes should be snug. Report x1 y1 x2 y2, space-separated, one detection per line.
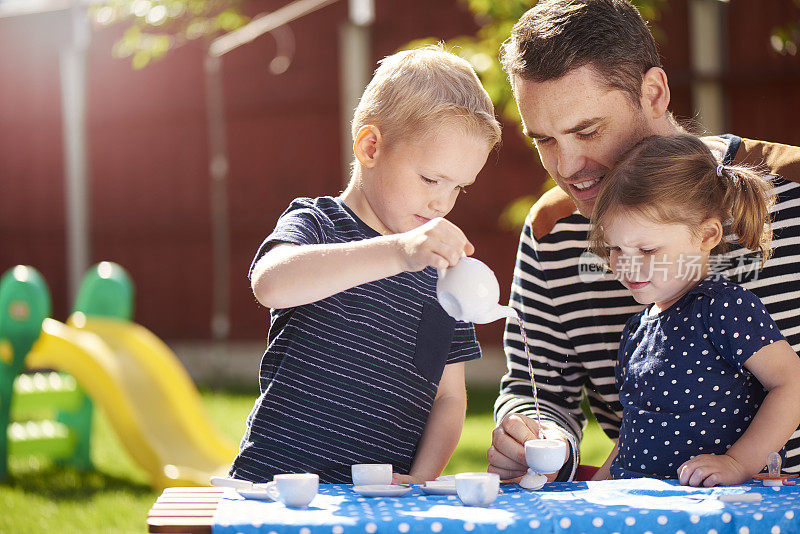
454 472 500 507
524 439 567 475
351 463 393 486
254 473 319 508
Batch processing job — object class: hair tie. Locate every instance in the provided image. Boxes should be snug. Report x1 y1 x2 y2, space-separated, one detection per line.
716 164 725 177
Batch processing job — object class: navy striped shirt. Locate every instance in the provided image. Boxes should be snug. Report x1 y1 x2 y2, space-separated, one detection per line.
496 135 800 479
231 196 481 483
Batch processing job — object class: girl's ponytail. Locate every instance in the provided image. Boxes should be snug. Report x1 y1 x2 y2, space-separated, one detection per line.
718 164 775 262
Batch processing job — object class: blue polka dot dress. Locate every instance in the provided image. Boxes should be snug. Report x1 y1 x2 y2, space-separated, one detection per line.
611 275 787 479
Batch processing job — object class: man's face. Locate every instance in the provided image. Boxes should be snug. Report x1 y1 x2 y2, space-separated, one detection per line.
514 66 656 217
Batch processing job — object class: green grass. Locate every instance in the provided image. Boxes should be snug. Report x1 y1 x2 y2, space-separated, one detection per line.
0 386 613 533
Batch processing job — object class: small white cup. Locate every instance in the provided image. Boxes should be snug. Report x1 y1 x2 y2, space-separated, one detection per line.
351 463 393 486
255 473 318 508
525 439 567 475
454 472 500 507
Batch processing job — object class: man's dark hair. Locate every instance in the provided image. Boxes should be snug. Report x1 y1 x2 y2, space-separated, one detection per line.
500 0 662 103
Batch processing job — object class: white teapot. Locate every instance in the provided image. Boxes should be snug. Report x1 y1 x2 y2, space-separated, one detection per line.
436 257 516 324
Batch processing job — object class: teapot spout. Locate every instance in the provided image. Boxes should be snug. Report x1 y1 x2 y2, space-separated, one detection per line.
473 304 517 325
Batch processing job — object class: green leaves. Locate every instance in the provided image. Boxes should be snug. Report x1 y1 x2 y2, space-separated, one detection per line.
771 21 800 56
771 0 800 55
93 0 250 68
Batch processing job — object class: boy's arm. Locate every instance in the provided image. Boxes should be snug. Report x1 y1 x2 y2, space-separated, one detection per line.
393 362 467 484
252 217 472 309
678 340 800 486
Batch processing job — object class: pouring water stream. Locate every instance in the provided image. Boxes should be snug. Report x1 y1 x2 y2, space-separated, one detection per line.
437 257 544 439
515 312 544 440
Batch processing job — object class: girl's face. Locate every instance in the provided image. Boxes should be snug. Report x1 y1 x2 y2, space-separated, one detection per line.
354 125 491 235
602 209 713 312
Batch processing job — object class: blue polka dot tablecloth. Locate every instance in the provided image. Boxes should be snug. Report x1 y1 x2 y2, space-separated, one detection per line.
213 478 800 534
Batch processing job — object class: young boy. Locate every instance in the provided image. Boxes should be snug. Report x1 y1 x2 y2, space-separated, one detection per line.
229 46 502 484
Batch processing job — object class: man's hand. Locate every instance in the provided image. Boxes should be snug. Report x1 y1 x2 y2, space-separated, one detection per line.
677 453 749 487
487 414 569 482
394 218 474 272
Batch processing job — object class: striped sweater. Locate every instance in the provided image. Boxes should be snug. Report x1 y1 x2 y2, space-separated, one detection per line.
496 135 800 479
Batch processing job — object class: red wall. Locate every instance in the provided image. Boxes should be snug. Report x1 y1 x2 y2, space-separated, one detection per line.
0 0 797 344
726 2 800 145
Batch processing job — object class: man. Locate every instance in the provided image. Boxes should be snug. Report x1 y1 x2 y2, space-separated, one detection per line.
488 0 800 482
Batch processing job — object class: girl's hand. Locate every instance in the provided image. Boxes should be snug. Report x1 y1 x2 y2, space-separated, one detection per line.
677 453 749 486
392 473 426 485
394 218 474 272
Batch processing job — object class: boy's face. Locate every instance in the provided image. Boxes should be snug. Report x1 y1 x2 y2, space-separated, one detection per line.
514 65 657 217
360 126 492 235
602 209 708 311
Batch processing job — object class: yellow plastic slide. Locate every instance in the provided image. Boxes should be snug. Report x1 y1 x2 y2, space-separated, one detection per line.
25 315 238 489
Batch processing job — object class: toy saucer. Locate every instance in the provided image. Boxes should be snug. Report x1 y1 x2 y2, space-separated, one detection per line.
518 471 547 491
420 480 457 495
353 484 412 497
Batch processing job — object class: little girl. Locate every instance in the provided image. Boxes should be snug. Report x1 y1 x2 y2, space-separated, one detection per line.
589 134 800 486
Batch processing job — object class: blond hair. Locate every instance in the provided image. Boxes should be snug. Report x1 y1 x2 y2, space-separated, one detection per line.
351 44 501 151
589 134 775 262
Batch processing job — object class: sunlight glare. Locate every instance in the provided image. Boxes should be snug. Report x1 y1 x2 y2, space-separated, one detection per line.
133 0 151 18
12 265 30 282
146 5 167 25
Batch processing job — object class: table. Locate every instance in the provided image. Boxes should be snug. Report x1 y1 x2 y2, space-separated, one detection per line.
148 486 221 533
147 479 800 534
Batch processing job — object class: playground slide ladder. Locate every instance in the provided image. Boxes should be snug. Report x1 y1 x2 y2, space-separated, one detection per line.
0 266 94 480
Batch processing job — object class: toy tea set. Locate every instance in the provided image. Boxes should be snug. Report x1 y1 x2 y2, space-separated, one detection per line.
212 258 800 510
211 466 504 508
438 257 560 490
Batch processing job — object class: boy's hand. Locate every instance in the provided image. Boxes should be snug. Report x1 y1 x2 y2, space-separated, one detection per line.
677 453 749 486
395 217 474 272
